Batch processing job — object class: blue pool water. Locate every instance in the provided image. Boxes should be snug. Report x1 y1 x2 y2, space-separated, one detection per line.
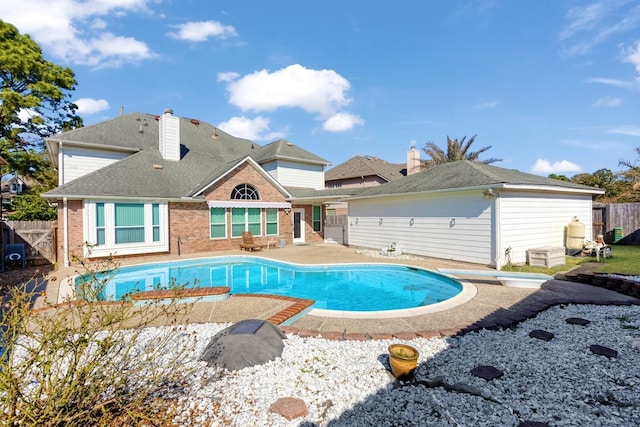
76 256 462 312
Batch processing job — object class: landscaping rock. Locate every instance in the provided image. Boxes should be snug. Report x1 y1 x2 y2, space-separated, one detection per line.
269 397 308 421
199 319 286 370
529 329 555 341
566 317 590 326
590 344 618 358
470 365 504 381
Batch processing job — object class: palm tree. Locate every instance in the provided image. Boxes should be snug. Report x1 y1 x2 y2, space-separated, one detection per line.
422 135 501 169
618 146 640 201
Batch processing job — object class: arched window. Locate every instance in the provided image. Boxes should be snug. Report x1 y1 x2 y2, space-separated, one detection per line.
231 184 260 200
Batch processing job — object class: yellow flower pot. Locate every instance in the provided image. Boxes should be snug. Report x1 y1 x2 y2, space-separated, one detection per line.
388 344 419 378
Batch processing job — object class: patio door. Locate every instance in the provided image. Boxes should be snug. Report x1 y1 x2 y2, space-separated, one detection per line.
293 208 305 244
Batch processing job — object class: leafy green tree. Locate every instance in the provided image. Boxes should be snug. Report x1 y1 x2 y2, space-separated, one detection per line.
6 194 57 220
0 20 82 184
422 135 501 169
571 168 626 201
549 173 570 181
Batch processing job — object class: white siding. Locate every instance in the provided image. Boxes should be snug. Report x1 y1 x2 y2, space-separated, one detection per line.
62 147 129 184
263 160 324 189
499 191 593 265
348 191 494 265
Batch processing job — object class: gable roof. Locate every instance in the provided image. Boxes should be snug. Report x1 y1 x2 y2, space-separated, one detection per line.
253 139 329 166
347 160 604 200
325 155 406 182
43 113 318 200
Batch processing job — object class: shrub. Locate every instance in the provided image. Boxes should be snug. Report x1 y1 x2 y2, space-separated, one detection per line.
0 258 200 426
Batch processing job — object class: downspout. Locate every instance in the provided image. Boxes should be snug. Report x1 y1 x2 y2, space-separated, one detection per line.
58 142 70 267
63 197 69 267
494 193 502 270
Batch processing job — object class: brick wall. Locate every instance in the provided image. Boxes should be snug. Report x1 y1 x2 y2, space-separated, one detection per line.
171 162 295 254
57 199 85 263
55 161 326 262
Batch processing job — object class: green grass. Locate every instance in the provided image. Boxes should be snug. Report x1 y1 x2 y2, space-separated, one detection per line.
587 245 640 275
501 244 640 276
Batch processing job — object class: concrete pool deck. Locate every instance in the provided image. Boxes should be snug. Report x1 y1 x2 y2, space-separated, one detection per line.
45 243 640 339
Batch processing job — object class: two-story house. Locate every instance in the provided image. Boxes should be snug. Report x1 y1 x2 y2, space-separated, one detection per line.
43 109 336 266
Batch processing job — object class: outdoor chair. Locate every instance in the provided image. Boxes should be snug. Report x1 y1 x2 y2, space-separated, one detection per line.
239 231 263 251
2 243 26 271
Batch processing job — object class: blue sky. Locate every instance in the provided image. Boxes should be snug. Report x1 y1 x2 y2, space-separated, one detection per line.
3 1 640 176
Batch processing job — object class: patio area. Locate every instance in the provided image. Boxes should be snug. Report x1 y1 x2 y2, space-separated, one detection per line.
44 243 639 339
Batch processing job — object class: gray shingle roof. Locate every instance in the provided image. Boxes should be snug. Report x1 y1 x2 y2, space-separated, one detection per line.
348 160 603 199
325 155 406 182
285 186 364 199
43 113 319 200
252 139 329 165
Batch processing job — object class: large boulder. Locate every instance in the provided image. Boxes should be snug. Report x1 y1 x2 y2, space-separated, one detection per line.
199 319 286 370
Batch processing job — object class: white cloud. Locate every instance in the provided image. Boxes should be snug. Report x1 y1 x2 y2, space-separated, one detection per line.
167 20 237 42
531 159 582 174
606 125 640 136
474 101 498 109
592 96 621 107
221 64 352 116
0 0 155 68
623 40 640 75
217 72 240 83
322 112 364 132
75 98 110 115
217 116 285 141
586 77 637 89
559 1 640 56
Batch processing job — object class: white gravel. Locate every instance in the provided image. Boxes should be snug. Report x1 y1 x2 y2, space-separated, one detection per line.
137 303 640 426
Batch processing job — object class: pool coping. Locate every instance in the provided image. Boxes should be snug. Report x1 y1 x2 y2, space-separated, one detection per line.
42 245 640 341
60 254 470 318
308 279 476 319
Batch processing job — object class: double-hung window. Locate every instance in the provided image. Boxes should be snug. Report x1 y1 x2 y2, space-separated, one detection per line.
231 207 261 237
312 205 322 232
210 207 226 239
265 208 278 235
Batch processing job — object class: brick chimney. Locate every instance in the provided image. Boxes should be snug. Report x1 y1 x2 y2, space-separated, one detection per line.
407 146 421 175
159 109 180 161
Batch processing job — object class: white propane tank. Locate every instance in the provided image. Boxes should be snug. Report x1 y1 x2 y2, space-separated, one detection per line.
566 216 585 250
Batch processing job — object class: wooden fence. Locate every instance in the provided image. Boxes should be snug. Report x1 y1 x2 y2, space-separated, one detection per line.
593 203 640 244
1 220 57 265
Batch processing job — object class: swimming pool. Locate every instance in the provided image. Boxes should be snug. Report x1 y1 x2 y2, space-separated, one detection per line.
75 256 464 312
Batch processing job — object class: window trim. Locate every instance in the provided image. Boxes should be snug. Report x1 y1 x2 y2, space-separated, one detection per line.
231 207 263 237
265 207 279 236
312 205 322 232
84 201 168 257
209 207 227 239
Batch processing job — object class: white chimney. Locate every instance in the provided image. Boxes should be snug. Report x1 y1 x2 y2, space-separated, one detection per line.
407 146 421 175
159 109 180 161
